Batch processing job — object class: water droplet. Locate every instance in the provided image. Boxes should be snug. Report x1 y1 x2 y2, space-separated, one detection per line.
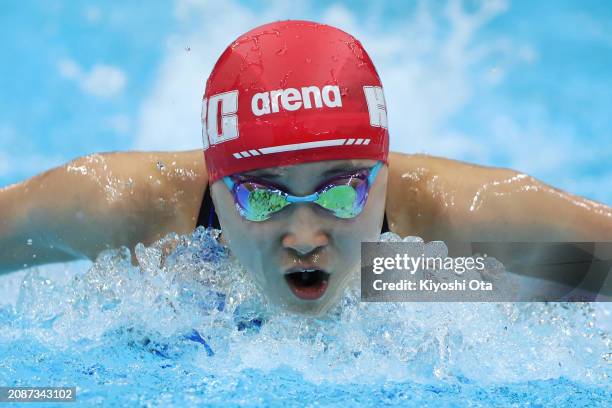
279 71 292 88
185 46 191 52
276 45 287 56
329 68 337 82
26 239 33 246
251 36 260 51
305 57 311 63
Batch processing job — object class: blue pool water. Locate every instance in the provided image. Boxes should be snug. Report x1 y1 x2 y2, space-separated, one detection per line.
0 228 610 407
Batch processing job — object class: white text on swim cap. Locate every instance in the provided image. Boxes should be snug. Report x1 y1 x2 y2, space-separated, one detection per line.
363 86 387 129
251 85 342 116
201 90 240 149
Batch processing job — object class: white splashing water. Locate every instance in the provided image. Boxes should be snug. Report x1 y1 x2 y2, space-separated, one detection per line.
1 227 610 389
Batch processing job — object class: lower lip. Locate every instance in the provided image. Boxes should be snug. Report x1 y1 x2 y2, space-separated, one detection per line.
285 271 330 301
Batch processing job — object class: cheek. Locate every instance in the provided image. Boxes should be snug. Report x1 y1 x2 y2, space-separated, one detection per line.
330 218 375 269
221 221 272 288
221 215 260 267
211 185 279 277
332 175 387 265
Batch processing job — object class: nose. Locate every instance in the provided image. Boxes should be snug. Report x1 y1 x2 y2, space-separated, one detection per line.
281 205 330 255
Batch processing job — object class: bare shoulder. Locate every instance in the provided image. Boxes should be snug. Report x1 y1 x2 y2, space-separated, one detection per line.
74 149 208 242
387 151 514 176
120 150 209 238
385 152 514 240
386 152 612 242
0 150 208 268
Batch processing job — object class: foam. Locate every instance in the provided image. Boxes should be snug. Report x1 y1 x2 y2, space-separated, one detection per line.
0 227 610 387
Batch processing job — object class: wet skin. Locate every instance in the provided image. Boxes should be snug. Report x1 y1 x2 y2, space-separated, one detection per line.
1 150 611 299
210 159 388 315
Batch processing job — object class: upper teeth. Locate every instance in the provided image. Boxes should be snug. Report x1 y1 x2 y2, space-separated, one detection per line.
301 269 316 273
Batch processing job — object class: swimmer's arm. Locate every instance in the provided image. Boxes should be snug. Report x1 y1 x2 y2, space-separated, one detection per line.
387 153 612 242
0 150 207 275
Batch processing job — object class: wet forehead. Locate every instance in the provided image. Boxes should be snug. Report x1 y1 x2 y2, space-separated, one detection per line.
243 159 376 179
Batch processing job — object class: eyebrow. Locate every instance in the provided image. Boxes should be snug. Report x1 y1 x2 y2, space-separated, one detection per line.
243 163 369 180
321 164 368 177
242 170 283 179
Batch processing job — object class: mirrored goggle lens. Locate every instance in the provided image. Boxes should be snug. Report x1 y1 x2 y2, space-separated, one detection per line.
315 176 370 218
315 185 357 218
234 182 289 221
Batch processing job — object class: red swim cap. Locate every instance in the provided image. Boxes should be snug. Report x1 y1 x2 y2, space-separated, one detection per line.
202 20 389 183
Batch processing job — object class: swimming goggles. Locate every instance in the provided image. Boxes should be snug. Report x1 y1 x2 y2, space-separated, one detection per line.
223 161 383 221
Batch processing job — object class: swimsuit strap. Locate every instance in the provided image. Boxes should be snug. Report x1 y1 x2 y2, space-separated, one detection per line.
196 185 390 233
381 210 390 234
197 185 221 229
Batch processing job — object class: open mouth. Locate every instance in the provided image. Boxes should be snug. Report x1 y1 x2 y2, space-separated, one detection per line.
284 269 330 300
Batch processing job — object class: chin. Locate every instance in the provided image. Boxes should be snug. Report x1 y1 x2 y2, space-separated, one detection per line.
262 289 335 316
284 299 335 317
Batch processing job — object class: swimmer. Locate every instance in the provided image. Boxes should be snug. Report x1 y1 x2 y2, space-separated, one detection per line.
1 21 611 314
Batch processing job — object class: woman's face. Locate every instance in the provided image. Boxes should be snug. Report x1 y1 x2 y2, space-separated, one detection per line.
211 159 388 315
